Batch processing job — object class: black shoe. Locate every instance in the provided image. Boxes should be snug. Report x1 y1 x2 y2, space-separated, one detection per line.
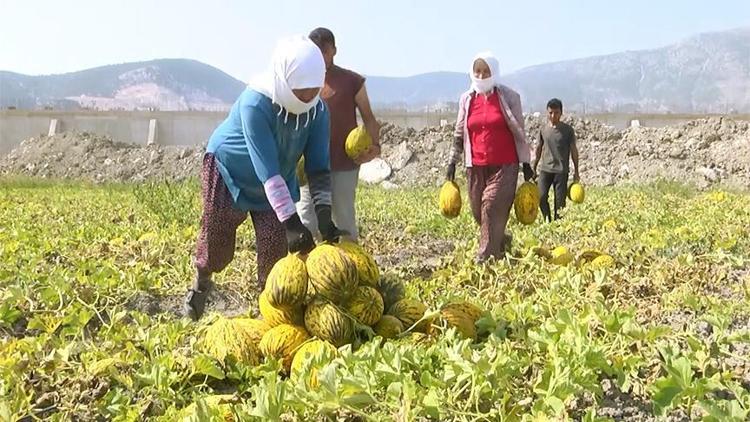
184 278 214 321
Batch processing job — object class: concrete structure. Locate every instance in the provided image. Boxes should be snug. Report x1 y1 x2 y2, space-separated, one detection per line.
0 109 459 156
4 110 748 156
0 110 227 155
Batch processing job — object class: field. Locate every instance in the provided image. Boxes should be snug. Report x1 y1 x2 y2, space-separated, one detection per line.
1 178 749 421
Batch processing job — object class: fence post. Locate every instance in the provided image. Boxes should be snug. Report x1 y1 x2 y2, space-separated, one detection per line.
48 118 59 136
148 119 158 145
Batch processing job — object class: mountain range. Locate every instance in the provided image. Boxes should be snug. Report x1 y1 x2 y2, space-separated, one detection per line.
2 27 749 113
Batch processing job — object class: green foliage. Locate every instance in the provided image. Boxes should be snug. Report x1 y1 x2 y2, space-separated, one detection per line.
1 178 748 420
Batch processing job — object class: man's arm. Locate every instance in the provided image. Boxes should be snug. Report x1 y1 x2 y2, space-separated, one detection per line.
532 132 544 174
353 84 381 164
570 130 580 181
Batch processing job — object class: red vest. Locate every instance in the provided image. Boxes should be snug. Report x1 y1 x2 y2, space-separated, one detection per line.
467 90 518 166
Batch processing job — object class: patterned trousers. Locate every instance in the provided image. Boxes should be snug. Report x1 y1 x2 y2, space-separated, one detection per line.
194 153 287 289
467 164 519 261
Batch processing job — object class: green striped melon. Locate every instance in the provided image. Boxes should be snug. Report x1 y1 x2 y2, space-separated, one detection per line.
336 241 380 288
304 297 354 347
377 276 405 312
373 315 403 339
345 286 384 326
290 339 337 388
259 290 304 327
266 254 308 307
306 244 358 304
441 302 483 324
387 298 429 332
258 324 310 372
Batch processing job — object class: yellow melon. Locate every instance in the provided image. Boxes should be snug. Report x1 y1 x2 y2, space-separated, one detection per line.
290 339 337 388
568 182 585 204
388 299 429 332
438 181 462 218
336 241 380 288
201 316 269 366
266 254 308 307
550 246 575 266
514 182 539 225
259 290 304 327
259 324 310 372
345 126 372 159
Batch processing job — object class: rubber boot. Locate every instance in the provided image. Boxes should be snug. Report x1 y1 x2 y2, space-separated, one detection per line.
183 269 213 321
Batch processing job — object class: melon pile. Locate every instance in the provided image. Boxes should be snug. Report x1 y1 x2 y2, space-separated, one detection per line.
200 240 484 381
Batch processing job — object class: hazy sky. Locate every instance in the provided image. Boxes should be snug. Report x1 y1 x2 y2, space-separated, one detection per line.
1 0 748 81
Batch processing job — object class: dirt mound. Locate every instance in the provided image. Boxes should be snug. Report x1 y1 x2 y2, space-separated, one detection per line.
377 115 750 190
0 131 204 182
2 117 749 189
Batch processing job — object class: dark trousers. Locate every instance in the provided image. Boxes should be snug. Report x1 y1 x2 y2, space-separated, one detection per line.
538 171 568 222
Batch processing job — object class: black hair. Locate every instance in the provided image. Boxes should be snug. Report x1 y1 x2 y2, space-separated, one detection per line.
547 98 563 111
309 27 335 49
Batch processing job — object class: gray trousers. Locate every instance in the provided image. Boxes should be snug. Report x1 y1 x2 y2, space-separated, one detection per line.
296 169 360 242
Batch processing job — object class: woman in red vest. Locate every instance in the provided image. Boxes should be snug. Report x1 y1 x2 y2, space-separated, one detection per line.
446 52 534 263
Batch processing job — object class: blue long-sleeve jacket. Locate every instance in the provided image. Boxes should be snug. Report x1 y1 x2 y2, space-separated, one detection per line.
207 88 330 212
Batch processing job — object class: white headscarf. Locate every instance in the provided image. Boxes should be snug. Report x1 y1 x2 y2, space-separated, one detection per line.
248 35 326 130
470 51 500 96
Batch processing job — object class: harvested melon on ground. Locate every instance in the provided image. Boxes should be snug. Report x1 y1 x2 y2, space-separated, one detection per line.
259 290 304 327
265 254 308 307
337 241 380 288
201 316 270 366
378 276 406 311
589 254 615 269
304 297 354 347
441 301 483 324
290 339 337 388
345 286 384 326
550 246 575 266
306 244 359 304
576 249 603 266
438 181 462 218
259 324 310 372
514 182 540 225
373 315 404 339
388 298 430 332
429 306 477 340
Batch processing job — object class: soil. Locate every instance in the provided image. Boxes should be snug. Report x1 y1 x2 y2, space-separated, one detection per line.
2 116 748 190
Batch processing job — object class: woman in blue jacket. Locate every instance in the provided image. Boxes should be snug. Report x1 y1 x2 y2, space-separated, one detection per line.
185 36 344 320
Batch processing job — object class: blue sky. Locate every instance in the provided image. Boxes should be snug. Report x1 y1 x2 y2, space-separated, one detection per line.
1 0 748 80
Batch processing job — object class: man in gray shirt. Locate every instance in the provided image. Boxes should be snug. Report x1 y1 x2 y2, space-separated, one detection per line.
532 98 580 222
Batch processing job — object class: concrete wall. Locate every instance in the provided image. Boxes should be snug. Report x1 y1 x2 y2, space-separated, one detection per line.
0 109 458 156
0 110 227 155
4 110 748 156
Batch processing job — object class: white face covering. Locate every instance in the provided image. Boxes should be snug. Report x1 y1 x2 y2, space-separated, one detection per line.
469 51 500 95
248 35 326 128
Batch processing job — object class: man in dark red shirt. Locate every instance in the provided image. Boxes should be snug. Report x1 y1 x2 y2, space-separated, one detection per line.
296 27 380 242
